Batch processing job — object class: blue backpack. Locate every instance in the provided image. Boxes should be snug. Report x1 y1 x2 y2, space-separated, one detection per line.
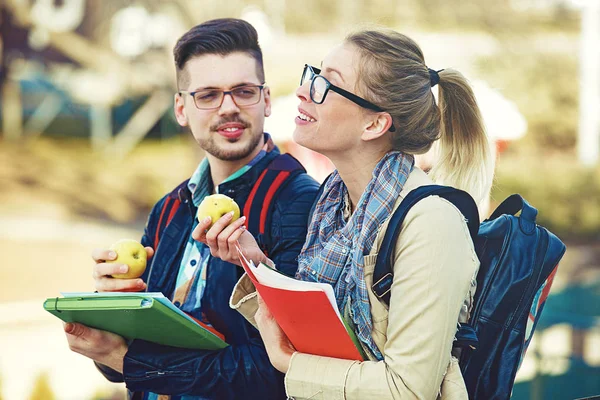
372 185 566 400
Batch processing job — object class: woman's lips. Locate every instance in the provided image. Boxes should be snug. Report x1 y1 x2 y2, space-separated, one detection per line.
296 107 316 125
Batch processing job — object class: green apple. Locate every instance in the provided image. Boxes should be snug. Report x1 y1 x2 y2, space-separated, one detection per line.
197 194 241 229
109 239 147 279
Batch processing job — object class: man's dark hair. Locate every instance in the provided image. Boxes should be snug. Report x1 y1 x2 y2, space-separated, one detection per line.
173 18 264 88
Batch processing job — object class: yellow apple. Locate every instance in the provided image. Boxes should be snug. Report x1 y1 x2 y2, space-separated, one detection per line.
109 239 147 279
197 194 241 229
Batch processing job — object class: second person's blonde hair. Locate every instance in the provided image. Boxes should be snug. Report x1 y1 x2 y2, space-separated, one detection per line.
346 29 493 207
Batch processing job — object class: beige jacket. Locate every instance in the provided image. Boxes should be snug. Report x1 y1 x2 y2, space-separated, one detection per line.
230 168 479 400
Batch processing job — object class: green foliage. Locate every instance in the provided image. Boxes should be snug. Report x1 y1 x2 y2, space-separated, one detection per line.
28 372 55 400
492 151 600 241
477 36 592 240
0 137 200 224
478 52 578 151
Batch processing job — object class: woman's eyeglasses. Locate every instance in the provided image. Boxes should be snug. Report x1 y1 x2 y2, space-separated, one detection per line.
300 64 395 132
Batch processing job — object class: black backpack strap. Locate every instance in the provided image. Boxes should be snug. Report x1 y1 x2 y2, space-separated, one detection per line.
372 185 479 305
244 154 306 256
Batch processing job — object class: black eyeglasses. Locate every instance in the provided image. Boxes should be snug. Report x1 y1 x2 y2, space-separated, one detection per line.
300 64 395 132
179 84 265 110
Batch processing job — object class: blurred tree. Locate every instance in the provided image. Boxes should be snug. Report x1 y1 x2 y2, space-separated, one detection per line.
493 156 600 240
478 52 577 151
28 372 55 400
284 0 337 33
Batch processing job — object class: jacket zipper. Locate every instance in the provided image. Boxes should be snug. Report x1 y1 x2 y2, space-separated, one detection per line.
127 370 192 381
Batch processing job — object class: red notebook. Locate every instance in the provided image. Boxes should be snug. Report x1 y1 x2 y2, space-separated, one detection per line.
237 245 364 361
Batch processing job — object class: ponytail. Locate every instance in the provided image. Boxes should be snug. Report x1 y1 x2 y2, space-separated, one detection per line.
429 69 493 208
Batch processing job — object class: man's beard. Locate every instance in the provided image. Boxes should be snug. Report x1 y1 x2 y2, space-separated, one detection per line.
197 124 263 162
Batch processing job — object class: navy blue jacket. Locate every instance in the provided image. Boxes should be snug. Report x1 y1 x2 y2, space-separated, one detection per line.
97 147 319 399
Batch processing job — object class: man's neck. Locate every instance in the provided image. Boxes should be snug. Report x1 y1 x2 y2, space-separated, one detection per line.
206 139 265 190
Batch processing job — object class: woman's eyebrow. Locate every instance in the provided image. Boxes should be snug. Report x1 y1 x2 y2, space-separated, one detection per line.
321 65 346 83
327 68 345 83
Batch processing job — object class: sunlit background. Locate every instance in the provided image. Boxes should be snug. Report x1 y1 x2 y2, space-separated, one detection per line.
0 0 598 399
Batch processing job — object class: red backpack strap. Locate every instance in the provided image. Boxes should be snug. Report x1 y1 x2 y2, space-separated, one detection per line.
152 180 187 249
243 154 305 256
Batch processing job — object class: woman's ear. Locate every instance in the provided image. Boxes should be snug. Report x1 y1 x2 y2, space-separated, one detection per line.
174 93 189 127
361 112 393 142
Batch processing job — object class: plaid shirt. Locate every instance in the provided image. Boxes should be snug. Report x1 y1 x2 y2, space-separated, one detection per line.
171 134 275 325
297 151 414 359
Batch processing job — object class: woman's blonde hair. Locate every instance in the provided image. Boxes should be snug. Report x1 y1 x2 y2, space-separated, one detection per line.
346 29 493 206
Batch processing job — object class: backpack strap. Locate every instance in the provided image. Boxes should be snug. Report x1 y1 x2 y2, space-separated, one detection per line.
486 193 538 235
372 185 479 306
244 154 306 256
152 179 188 249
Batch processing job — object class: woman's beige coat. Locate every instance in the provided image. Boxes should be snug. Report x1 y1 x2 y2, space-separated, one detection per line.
230 167 479 400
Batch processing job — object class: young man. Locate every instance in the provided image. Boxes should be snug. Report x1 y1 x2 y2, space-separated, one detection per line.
63 18 319 400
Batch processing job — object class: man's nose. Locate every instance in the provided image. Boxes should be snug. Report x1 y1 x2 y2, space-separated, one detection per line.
218 93 240 115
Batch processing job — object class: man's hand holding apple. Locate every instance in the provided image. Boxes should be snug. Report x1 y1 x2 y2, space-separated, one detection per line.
193 209 271 268
92 240 154 292
67 240 153 372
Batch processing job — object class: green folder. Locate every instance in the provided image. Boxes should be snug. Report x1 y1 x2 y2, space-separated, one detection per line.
44 293 227 350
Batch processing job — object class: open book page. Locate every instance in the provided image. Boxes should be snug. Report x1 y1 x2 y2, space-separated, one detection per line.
250 262 342 321
236 244 365 360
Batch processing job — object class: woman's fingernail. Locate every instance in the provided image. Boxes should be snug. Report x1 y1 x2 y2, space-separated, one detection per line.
240 216 246 222
109 251 117 259
203 216 212 224
227 211 234 218
120 265 128 273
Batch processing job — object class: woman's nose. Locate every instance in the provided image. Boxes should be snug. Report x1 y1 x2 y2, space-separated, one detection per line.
296 81 312 103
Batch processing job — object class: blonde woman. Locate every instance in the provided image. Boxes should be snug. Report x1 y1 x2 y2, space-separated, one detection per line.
195 29 493 399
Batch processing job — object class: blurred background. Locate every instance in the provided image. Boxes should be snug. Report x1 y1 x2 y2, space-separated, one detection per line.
0 0 598 399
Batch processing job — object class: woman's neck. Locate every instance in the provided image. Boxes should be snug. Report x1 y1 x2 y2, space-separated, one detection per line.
330 149 387 213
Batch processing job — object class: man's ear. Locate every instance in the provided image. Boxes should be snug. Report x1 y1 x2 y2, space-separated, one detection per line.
263 86 272 118
361 112 393 141
174 93 188 127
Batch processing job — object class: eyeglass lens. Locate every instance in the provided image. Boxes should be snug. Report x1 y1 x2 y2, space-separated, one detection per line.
193 86 262 109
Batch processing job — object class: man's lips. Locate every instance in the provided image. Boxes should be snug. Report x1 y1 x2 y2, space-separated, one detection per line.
215 122 247 139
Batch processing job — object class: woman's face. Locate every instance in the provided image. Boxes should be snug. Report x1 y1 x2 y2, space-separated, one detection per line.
293 43 371 156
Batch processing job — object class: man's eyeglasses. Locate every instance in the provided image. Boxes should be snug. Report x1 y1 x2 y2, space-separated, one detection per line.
179 85 265 110
300 64 395 132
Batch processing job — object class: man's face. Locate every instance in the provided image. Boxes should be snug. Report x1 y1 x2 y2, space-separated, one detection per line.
174 52 271 161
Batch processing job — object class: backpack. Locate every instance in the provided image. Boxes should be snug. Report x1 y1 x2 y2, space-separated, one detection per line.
372 185 566 400
152 153 306 253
